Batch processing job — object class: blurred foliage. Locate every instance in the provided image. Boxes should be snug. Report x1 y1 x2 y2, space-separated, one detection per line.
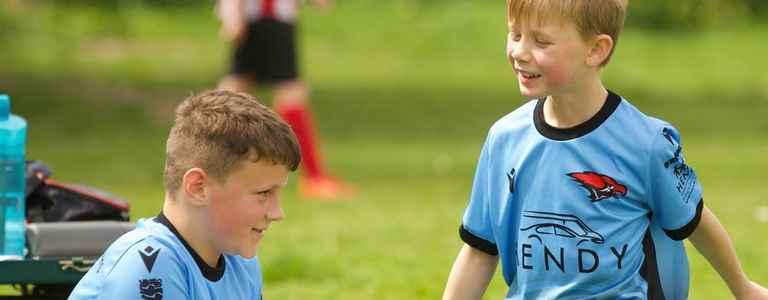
626 0 751 30
4 0 766 30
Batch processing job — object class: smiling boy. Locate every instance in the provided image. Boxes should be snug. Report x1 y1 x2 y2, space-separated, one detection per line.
69 90 300 299
442 1 768 299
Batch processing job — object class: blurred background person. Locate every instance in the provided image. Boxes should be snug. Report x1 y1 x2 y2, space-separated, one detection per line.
216 0 354 201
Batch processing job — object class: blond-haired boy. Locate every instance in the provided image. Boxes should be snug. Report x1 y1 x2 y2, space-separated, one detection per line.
69 90 300 299
442 1 768 299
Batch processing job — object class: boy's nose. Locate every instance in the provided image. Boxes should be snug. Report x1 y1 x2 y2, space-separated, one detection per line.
267 201 285 221
508 39 531 63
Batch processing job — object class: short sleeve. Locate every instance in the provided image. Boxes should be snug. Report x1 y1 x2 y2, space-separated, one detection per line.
460 136 499 255
69 239 189 300
647 126 704 240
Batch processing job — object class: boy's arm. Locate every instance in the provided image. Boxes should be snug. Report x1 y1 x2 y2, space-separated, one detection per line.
217 0 246 43
688 205 768 299
442 244 499 300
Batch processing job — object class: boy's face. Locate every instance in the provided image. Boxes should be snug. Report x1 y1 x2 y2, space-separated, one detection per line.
506 17 593 98
205 159 289 258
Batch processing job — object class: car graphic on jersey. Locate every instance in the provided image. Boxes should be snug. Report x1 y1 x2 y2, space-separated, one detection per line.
520 211 605 246
568 171 628 202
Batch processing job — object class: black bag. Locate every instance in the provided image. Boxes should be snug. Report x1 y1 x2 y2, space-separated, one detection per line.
25 160 130 223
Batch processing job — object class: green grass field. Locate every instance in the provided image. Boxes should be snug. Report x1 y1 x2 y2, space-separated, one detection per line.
2 2 767 299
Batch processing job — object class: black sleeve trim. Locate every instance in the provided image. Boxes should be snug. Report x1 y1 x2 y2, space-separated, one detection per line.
459 225 498 256
664 199 704 241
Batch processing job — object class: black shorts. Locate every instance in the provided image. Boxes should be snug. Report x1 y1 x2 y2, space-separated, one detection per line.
230 19 299 83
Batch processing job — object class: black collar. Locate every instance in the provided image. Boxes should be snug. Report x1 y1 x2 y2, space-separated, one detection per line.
155 212 226 282
533 90 622 141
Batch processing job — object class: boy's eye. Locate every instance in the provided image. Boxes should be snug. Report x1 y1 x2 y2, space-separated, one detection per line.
509 32 522 42
254 190 271 199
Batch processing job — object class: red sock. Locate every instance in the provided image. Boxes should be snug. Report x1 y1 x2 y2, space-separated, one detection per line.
275 103 325 179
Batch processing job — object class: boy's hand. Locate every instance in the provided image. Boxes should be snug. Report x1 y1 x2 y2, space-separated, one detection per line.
737 281 768 300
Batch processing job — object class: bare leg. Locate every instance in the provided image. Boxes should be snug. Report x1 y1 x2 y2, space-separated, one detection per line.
273 80 356 200
273 80 308 106
218 74 256 93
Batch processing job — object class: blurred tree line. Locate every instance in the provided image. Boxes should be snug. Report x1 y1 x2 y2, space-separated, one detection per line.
626 0 767 29
2 0 767 30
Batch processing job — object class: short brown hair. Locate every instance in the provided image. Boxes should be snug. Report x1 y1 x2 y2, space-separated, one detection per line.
507 0 627 66
164 90 300 193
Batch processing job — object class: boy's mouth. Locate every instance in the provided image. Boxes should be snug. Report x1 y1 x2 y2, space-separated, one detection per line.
251 227 265 234
517 69 541 79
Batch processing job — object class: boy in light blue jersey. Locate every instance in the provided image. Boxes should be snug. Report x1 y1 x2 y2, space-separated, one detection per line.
442 1 768 299
69 90 300 299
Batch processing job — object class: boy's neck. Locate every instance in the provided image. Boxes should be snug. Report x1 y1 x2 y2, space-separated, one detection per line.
542 79 608 129
162 194 222 267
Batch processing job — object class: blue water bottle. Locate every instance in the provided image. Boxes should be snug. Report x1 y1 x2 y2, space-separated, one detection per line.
0 94 26 258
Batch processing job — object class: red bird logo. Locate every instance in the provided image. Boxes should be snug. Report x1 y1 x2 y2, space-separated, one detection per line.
568 172 628 202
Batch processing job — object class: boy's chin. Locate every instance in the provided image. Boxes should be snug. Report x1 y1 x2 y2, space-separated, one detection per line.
518 87 545 99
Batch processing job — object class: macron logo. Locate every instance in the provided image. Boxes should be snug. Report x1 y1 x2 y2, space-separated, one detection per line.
139 246 160 273
507 168 516 194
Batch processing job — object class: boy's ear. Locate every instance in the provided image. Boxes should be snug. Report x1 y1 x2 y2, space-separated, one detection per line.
586 34 614 67
182 168 209 206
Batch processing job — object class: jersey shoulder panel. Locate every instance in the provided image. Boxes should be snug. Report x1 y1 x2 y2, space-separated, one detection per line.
611 98 671 144
487 99 538 149
490 99 537 135
70 219 189 299
97 219 185 279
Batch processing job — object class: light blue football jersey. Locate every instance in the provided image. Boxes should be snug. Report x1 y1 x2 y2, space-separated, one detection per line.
69 213 263 300
461 91 703 300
